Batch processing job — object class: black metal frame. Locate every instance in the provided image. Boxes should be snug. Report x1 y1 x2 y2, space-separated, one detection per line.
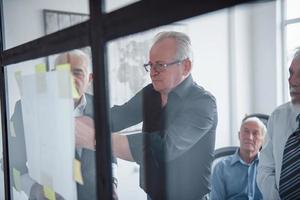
0 0 273 199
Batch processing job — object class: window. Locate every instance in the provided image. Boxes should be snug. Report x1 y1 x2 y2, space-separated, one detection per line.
282 0 300 101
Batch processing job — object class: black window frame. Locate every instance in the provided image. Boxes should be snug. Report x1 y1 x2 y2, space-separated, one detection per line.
0 0 271 199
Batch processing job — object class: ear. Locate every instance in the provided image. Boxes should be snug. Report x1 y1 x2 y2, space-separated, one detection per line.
182 59 192 76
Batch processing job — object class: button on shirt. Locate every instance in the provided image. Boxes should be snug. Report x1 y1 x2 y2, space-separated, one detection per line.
210 149 262 200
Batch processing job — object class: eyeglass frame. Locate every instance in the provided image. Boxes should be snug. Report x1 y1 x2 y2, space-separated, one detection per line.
143 59 185 72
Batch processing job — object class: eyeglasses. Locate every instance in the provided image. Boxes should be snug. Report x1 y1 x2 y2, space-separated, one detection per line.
143 60 183 72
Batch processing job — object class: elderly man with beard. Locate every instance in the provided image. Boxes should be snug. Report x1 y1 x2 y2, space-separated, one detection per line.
257 48 300 200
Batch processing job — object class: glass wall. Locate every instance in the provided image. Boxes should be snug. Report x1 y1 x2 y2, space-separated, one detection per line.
107 10 231 199
2 0 89 49
0 107 4 200
4 47 106 200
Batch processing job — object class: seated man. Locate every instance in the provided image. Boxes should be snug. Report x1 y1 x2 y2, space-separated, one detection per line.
210 116 266 200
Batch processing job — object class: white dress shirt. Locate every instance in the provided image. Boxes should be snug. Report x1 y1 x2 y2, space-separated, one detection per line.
257 102 299 200
74 94 118 181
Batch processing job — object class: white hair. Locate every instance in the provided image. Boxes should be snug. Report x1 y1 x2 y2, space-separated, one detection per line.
54 49 92 73
293 47 300 60
242 117 267 137
153 31 193 62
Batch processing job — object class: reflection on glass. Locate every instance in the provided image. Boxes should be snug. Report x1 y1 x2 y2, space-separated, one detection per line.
2 0 89 49
286 23 300 57
105 0 140 13
4 47 107 200
286 0 300 20
108 19 222 199
0 108 4 200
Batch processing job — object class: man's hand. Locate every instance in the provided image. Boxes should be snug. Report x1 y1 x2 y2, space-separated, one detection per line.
75 116 96 150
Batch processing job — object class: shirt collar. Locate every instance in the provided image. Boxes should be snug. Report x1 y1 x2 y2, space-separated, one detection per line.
230 148 259 166
74 94 87 116
170 75 193 99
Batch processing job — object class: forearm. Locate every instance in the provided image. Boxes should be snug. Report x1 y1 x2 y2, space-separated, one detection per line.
111 133 134 162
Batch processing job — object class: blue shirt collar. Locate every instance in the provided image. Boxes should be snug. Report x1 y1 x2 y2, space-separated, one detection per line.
230 148 259 166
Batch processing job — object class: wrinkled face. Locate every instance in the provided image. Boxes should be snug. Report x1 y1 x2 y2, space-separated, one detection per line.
149 38 190 94
69 55 92 99
289 57 300 105
239 121 264 154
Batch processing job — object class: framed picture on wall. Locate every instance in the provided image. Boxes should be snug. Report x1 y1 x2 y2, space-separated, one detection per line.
43 9 89 70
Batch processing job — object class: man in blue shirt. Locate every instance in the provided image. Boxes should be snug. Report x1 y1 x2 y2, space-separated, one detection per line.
210 116 266 200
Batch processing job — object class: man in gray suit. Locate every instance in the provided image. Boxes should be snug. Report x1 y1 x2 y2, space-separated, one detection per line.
9 50 118 200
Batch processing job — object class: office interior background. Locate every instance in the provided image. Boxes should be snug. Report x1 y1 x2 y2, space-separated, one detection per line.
0 0 299 199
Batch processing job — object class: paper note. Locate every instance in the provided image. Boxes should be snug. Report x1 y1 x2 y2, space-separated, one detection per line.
14 71 22 95
35 64 46 73
56 64 70 71
43 186 56 200
10 120 16 137
12 168 22 191
21 70 77 200
71 77 80 99
73 159 84 185
56 63 79 99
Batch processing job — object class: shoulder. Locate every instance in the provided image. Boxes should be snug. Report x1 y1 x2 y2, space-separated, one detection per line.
185 83 217 117
188 82 216 107
269 102 292 122
214 155 234 172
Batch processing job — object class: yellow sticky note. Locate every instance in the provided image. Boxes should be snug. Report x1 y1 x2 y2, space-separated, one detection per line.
56 63 70 71
71 77 80 99
12 168 22 191
35 64 46 73
43 186 56 200
56 63 79 99
73 159 84 185
14 70 21 79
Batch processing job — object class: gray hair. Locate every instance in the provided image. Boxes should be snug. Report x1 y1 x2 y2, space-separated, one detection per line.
241 117 267 137
54 49 92 73
153 31 193 62
293 47 300 60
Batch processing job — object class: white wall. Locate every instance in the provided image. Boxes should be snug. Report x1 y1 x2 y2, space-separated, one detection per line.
184 10 231 148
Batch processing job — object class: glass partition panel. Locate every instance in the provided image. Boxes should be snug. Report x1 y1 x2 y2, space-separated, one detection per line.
0 106 4 200
2 0 89 49
107 1 275 198
107 9 229 199
4 47 105 200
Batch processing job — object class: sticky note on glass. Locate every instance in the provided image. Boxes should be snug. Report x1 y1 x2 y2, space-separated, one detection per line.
12 168 22 191
35 64 46 73
14 70 22 95
71 77 80 99
10 120 16 137
43 186 56 200
56 63 80 99
73 159 84 185
56 63 70 71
